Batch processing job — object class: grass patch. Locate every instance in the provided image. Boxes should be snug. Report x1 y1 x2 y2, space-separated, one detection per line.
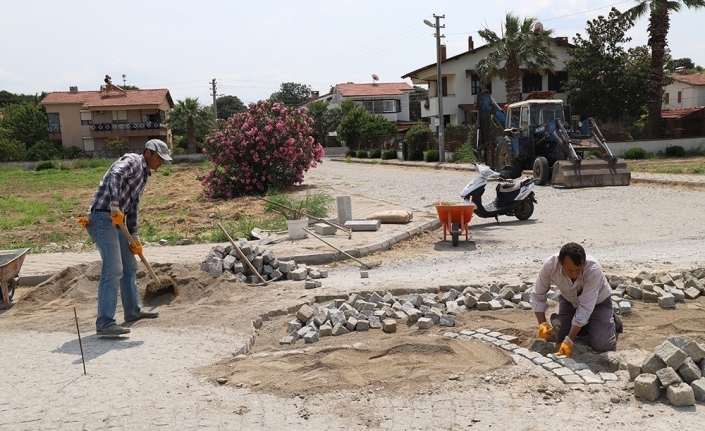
626 157 705 175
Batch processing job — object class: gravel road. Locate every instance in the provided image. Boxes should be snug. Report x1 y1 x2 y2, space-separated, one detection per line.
308 160 705 290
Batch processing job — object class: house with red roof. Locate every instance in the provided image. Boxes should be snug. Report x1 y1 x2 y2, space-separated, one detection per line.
661 73 705 137
40 84 174 153
307 81 418 132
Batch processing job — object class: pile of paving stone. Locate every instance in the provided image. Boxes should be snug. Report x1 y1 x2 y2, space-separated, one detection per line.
628 336 705 406
277 266 705 345
200 242 327 287
607 268 705 312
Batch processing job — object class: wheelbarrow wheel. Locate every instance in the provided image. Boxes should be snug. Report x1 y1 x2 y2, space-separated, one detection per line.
451 222 460 246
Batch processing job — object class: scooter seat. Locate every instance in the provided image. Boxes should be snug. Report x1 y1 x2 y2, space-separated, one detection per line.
497 180 521 193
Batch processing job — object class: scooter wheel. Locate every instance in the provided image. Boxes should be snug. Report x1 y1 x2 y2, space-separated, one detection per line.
514 200 534 220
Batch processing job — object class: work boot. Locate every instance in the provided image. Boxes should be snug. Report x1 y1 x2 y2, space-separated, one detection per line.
125 311 159 322
97 324 130 335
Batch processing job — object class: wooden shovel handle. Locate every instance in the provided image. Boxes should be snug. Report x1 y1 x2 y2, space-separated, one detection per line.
117 223 160 284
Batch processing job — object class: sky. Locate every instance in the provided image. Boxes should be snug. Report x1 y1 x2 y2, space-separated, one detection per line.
2 0 704 106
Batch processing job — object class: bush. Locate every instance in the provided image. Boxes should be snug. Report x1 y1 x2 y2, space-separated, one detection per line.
346 149 356 158
453 143 478 164
35 160 57 171
381 148 396 160
405 124 432 159
0 137 26 162
26 140 59 161
264 191 334 220
356 149 368 158
368 148 381 159
59 146 86 160
625 147 648 160
665 145 686 158
425 149 440 162
201 101 324 198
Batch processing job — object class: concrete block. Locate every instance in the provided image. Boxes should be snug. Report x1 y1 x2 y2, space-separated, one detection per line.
439 314 455 327
445 301 459 315
626 360 642 381
382 318 397 333
625 285 643 299
671 288 685 302
336 195 352 224
417 317 433 329
355 319 370 331
642 290 659 302
634 374 661 401
296 304 315 323
279 336 295 345
683 341 705 362
360 270 369 278
332 323 349 336
303 331 320 344
406 309 419 323
346 317 358 332
655 341 688 369
677 358 702 384
344 219 381 231
288 267 308 281
658 293 676 308
287 320 302 334
368 315 381 329
329 310 346 327
464 295 478 309
319 324 333 337
667 383 695 406
642 353 667 374
314 223 337 235
691 377 705 402
656 367 683 388
684 286 701 300
278 260 296 273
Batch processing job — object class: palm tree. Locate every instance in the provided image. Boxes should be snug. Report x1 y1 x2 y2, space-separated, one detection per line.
624 0 705 138
168 98 212 154
476 13 558 105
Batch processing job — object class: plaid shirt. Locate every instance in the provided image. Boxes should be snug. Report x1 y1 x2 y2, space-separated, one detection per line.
88 153 151 235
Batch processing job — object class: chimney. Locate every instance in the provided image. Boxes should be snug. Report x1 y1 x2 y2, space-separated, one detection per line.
311 90 319 99
468 36 474 51
440 44 447 61
555 37 568 44
69 86 78 93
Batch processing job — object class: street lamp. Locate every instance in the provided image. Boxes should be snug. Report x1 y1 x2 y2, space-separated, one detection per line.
424 14 445 162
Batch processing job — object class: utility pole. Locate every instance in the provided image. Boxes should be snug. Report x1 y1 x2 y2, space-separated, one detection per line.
424 14 446 162
210 78 218 127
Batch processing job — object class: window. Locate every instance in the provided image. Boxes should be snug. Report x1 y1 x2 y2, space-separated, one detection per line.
678 91 682 104
441 76 448 97
382 100 398 113
522 73 542 93
82 137 95 151
548 71 568 92
359 99 400 113
112 110 127 123
471 74 492 95
47 113 60 132
80 110 93 125
664 93 669 104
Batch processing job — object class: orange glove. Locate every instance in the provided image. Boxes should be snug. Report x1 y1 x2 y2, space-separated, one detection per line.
129 240 143 255
538 322 555 340
110 206 124 226
557 336 573 358
77 216 90 229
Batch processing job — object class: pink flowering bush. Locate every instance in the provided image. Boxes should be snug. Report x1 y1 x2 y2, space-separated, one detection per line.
202 101 324 198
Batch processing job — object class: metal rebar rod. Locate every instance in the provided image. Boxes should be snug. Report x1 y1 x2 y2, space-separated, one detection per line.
73 307 86 375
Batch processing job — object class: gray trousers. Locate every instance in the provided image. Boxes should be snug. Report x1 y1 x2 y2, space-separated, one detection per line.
555 296 616 353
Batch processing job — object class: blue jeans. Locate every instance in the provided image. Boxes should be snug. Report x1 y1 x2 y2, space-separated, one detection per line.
86 211 142 330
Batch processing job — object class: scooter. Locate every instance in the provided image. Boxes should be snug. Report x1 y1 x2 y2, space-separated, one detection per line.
460 164 537 223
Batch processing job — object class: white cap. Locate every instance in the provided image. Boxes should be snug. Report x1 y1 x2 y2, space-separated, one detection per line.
145 139 173 163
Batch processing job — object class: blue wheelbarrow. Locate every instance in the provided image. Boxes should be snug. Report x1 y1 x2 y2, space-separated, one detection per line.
0 248 30 310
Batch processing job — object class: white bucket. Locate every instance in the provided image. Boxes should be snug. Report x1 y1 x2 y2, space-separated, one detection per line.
286 218 309 240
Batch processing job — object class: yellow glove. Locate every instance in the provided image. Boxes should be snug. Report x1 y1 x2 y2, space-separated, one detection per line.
557 336 573 358
538 322 555 340
110 206 124 226
129 240 143 255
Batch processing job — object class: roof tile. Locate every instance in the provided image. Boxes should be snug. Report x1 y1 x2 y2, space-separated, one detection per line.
671 74 705 86
41 89 173 108
336 82 413 97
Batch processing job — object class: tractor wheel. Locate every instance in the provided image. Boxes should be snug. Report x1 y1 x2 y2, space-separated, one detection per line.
451 222 460 246
514 200 534 221
494 138 513 171
533 156 550 185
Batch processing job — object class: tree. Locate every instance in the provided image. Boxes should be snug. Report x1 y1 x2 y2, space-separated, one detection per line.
476 13 558 104
336 104 374 148
216 95 246 120
0 102 48 148
0 90 47 108
408 86 428 122
563 8 650 121
268 82 312 106
201 101 324 198
624 0 705 138
666 56 696 71
167 98 213 154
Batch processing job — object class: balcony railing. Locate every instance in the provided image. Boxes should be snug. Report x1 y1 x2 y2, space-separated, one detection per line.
89 122 165 132
47 126 61 133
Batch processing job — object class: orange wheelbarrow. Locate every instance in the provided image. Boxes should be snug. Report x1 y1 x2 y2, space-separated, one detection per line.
435 204 474 246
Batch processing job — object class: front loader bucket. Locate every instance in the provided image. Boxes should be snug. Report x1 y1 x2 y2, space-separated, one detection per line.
551 158 631 188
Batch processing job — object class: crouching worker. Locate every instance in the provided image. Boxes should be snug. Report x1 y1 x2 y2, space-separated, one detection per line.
530 242 617 357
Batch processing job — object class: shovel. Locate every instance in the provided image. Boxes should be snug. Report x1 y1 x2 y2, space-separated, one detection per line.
117 223 178 298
